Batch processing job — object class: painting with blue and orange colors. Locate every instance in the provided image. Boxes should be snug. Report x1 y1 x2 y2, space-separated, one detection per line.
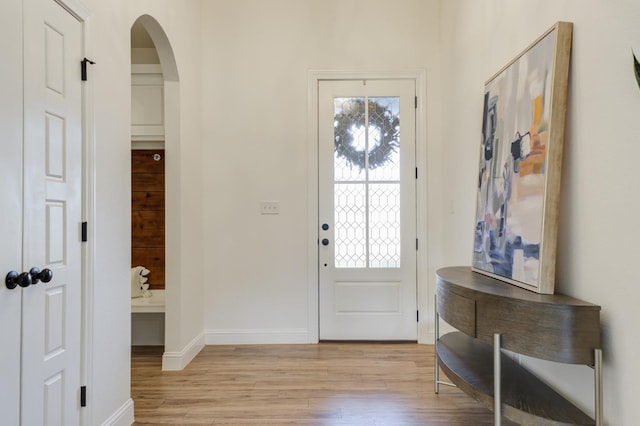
472 22 572 294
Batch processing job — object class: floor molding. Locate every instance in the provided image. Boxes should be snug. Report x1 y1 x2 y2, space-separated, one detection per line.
162 331 205 370
204 328 310 345
100 398 134 426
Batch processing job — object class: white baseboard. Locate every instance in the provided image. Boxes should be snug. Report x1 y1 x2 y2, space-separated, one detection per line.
204 328 311 345
420 330 436 345
101 398 134 426
162 332 205 371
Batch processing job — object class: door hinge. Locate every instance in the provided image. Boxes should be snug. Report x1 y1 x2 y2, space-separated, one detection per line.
416 238 419 250
81 58 96 81
417 310 419 322
415 96 418 109
80 386 87 407
81 222 88 242
415 167 418 179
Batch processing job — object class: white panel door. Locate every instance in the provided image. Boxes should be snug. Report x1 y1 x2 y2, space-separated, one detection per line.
318 79 417 340
0 0 25 424
21 0 83 424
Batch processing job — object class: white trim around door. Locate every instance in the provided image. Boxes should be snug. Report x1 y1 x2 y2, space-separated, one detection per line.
52 0 96 423
307 70 430 344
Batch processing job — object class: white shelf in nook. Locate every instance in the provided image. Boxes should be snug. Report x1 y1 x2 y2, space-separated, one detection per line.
131 290 165 313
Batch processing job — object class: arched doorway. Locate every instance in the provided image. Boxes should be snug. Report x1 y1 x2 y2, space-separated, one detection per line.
130 15 180 370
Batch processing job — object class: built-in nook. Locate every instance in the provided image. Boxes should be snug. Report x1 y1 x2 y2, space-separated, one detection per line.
131 149 165 290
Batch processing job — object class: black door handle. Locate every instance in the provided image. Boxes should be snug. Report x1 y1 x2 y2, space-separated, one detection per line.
5 267 53 289
5 271 32 289
30 267 53 284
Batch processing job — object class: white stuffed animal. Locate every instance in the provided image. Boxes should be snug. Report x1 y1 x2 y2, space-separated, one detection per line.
131 266 150 298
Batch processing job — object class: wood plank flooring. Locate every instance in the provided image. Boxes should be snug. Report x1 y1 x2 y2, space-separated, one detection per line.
131 343 516 425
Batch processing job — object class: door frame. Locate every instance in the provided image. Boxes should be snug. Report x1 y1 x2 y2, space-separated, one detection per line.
51 0 94 423
306 70 429 343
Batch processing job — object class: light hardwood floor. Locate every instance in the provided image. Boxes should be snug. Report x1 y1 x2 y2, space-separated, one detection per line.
131 343 516 425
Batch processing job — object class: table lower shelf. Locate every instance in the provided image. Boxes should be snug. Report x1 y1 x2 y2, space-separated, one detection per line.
436 332 595 426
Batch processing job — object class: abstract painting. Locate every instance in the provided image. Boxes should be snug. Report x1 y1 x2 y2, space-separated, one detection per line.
472 22 573 294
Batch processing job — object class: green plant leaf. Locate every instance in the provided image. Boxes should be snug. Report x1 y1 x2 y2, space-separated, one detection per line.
634 51 640 91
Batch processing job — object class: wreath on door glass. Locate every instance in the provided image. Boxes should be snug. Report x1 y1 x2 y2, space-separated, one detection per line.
334 99 400 171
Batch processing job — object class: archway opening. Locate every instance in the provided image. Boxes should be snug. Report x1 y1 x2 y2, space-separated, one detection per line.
130 14 180 371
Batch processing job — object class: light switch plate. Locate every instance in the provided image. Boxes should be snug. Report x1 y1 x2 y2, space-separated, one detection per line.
260 201 280 215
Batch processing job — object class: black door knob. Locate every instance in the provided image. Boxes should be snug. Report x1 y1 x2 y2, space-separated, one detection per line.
5 271 32 289
30 267 53 284
322 223 329 231
321 238 330 246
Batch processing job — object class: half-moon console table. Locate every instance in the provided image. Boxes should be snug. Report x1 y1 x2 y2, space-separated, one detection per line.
434 266 602 426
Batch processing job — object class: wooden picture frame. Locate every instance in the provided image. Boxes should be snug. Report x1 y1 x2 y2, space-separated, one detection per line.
472 22 573 294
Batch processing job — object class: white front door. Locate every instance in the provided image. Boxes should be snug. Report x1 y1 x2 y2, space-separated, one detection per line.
318 79 417 340
21 0 84 424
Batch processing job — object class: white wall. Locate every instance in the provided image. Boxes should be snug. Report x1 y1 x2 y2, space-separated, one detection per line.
440 1 640 424
81 0 639 422
200 0 444 343
78 0 204 422
83 0 134 422
127 1 205 367
131 47 160 64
